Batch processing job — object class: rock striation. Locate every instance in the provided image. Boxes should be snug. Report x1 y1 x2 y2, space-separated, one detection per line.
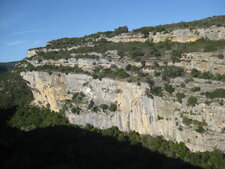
106 26 225 43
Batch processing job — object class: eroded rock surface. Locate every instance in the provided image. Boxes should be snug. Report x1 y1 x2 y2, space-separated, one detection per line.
21 71 225 152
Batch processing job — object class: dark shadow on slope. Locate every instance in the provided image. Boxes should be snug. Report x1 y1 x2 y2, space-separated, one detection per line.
0 125 202 169
0 107 17 126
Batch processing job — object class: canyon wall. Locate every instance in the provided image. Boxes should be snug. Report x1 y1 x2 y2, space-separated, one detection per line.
21 71 225 152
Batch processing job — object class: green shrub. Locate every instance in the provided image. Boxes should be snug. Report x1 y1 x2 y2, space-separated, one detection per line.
145 78 155 88
164 83 175 94
187 96 198 107
215 73 225 82
171 50 183 63
191 87 201 92
161 66 184 81
72 92 85 103
100 104 109 111
125 64 132 71
191 69 201 78
93 66 101 73
182 117 192 126
176 92 185 103
150 47 161 57
114 26 128 35
180 83 186 88
184 77 194 83
157 115 164 120
190 69 225 82
150 87 163 97
88 100 95 109
201 71 214 79
205 80 212 84
109 103 117 112
145 89 153 98
72 107 82 115
101 68 114 76
195 126 205 133
129 65 139 72
92 106 99 112
182 116 207 127
113 69 130 79
130 50 145 59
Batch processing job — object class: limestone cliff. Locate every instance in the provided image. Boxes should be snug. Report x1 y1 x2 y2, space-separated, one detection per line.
21 16 225 153
21 71 225 152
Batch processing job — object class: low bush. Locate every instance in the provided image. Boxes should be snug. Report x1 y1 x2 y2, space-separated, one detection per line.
195 126 205 133
100 104 109 111
150 87 163 97
109 103 117 112
187 96 198 107
71 107 82 115
171 50 183 63
164 83 175 94
191 87 201 92
161 66 184 81
113 69 130 79
176 92 185 103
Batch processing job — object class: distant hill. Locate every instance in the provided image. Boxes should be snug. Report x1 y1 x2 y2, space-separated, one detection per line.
0 61 17 74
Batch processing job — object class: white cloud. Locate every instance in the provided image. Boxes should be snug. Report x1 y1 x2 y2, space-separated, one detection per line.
6 40 26 46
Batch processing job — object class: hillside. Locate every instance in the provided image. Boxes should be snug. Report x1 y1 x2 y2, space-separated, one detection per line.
1 15 225 169
0 61 17 74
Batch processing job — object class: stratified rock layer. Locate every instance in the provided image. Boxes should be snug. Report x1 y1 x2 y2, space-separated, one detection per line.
21 71 225 152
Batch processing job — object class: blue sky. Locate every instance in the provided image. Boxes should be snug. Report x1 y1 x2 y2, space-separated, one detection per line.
0 0 225 62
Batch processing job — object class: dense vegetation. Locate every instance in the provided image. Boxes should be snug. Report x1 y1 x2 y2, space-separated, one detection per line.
205 88 225 99
0 61 17 74
9 106 68 129
0 71 32 109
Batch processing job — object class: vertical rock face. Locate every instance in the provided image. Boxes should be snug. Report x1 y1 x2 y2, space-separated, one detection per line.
21 71 225 152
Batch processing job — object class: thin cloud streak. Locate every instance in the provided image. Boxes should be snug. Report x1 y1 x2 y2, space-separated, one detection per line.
6 40 26 46
32 40 42 45
8 30 45 36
